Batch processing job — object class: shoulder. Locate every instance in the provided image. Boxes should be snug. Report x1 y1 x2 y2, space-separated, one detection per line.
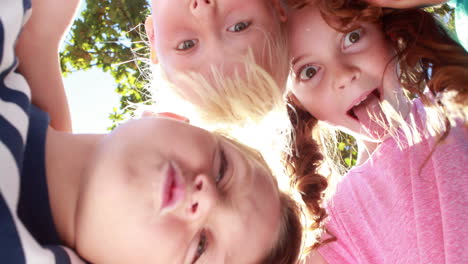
304 251 328 264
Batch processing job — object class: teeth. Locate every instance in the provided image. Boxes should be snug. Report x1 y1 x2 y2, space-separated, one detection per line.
354 96 367 107
348 89 379 121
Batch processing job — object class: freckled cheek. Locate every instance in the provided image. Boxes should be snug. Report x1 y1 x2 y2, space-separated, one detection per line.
291 90 306 107
371 36 395 67
361 46 392 80
368 42 398 81
296 88 329 119
296 96 315 117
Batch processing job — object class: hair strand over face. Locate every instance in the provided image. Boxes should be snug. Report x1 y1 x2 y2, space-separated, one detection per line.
283 0 468 255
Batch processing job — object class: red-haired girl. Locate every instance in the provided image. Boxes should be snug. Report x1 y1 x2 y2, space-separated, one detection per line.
284 1 467 262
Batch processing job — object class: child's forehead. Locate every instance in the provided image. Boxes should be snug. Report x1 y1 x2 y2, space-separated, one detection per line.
218 134 271 170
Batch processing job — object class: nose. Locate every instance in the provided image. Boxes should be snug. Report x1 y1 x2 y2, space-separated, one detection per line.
333 61 360 90
184 173 217 222
191 0 215 15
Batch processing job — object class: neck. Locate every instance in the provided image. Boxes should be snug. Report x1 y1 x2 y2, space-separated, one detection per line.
45 126 104 248
355 139 380 166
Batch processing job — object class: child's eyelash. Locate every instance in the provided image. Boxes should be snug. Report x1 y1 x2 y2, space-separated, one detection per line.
192 230 208 264
343 28 364 49
297 64 320 81
216 148 228 185
191 147 228 264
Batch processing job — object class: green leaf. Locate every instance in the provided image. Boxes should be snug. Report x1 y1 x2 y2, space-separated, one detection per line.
61 0 152 129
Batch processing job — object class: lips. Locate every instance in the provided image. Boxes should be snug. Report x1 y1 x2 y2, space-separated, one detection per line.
160 162 185 213
346 88 390 139
347 88 382 121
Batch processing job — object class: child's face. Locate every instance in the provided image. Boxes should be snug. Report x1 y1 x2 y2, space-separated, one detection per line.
148 0 287 94
287 5 408 142
75 118 281 264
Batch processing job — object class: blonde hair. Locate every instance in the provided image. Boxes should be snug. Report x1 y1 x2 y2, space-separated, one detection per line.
218 134 304 264
169 50 285 126
147 7 289 127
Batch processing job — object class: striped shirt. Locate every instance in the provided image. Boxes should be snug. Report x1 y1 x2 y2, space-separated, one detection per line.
1 1 79 263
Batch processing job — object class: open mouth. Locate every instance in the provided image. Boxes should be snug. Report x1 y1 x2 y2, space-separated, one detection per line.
160 162 185 213
347 88 381 121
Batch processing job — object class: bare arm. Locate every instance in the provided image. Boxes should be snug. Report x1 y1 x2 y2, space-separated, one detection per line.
16 0 81 132
366 0 448 8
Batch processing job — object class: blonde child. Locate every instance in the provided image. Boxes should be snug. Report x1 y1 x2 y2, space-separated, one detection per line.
1 1 308 263
283 0 467 263
144 0 291 124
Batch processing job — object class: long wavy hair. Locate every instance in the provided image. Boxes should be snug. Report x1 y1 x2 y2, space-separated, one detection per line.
283 0 468 253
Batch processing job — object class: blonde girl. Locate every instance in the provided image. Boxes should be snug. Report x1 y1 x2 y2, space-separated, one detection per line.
144 0 292 125
2 0 309 263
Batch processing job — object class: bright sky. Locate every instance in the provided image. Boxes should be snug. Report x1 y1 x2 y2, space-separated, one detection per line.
63 69 120 133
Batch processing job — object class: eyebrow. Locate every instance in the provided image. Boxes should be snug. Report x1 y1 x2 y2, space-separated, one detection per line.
291 54 306 68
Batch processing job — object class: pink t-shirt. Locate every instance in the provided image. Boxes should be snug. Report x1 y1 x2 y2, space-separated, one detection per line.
318 101 468 263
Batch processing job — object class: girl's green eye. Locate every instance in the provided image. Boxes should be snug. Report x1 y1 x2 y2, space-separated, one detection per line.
299 65 319 81
192 231 208 264
343 28 363 48
228 21 251 32
176 39 198 51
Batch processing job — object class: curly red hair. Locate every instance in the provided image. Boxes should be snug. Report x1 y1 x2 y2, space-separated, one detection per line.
283 0 468 253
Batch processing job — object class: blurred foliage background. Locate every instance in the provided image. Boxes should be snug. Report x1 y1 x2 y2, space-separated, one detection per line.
61 1 455 169
60 0 151 130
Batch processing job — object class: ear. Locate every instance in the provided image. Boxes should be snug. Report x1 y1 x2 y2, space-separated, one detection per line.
145 16 159 64
271 0 287 22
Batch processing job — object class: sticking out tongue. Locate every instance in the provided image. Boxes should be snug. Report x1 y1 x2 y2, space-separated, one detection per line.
352 91 388 139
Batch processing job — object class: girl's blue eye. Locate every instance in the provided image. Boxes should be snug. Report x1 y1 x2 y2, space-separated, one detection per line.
299 65 319 81
343 28 363 48
192 230 208 264
227 21 251 32
216 149 227 184
176 39 198 51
